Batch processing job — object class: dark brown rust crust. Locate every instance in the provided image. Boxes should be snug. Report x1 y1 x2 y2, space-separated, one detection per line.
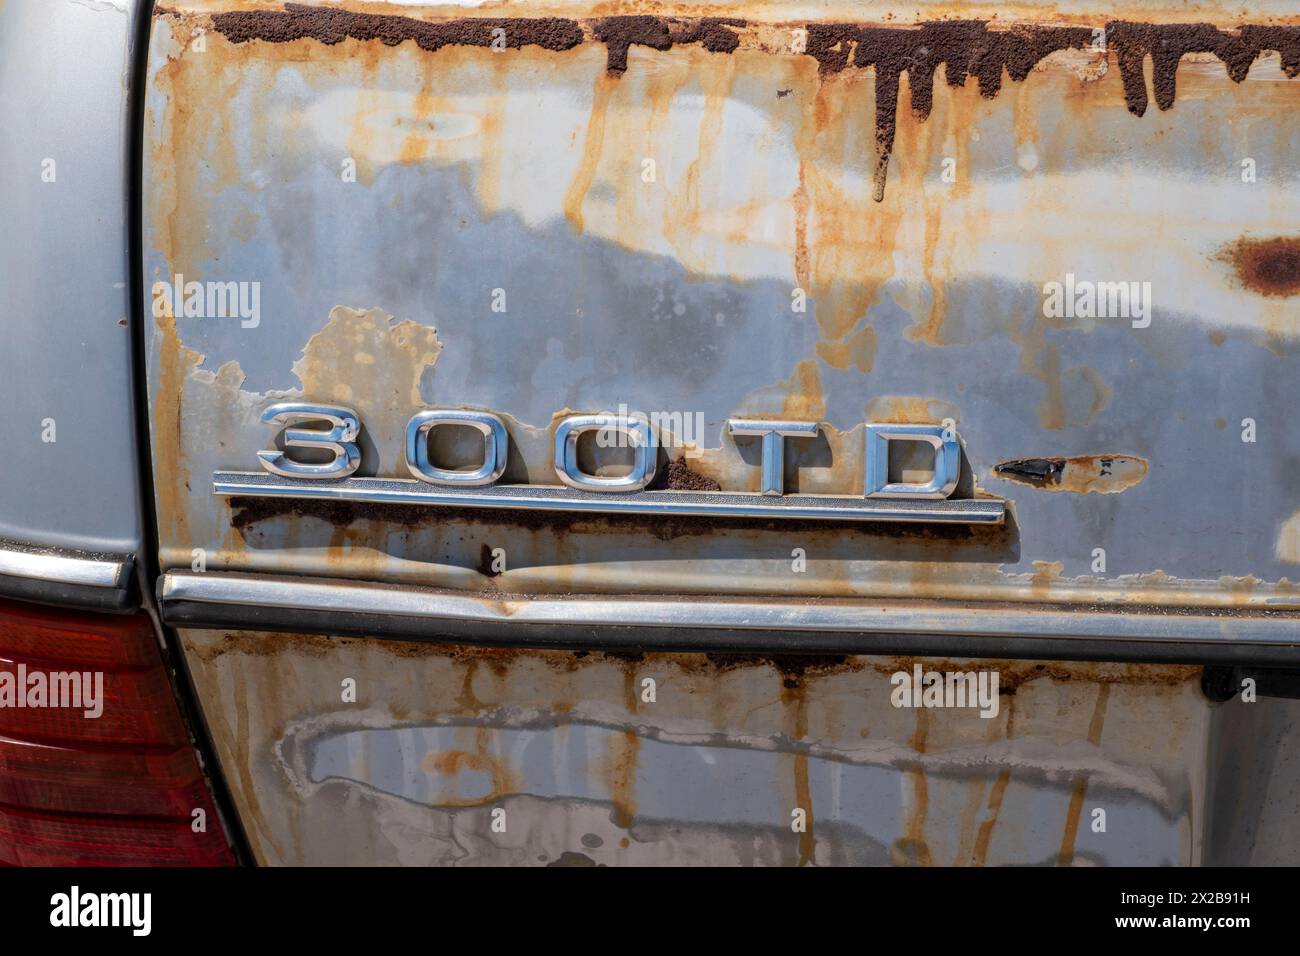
592 15 745 74
807 22 1096 199
1108 22 1300 116
1219 236 1300 298
211 3 585 52
807 20 1300 199
227 494 1012 545
654 458 723 492
207 5 746 71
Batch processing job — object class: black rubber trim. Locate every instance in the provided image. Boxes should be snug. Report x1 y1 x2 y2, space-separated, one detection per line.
0 557 136 612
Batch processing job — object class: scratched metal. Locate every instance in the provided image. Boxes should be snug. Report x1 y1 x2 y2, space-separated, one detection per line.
182 629 1223 865
142 2 1300 612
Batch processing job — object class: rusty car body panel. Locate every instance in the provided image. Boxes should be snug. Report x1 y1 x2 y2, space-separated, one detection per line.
136 1 1300 864
144 1 1300 609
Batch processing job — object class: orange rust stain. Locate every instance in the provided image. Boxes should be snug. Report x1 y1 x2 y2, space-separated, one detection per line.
291 306 442 475
862 395 954 424
783 679 816 866
955 710 1005 864
563 72 617 233
608 730 640 830
779 358 827 420
815 322 877 372
792 158 810 290
622 665 639 713
1219 574 1258 596
225 659 287 861
456 659 482 712
1012 76 1040 158
797 68 904 346
345 41 386 185
672 52 737 273
893 706 932 866
912 196 949 346
478 54 510 216
1030 559 1063 598
971 771 1011 866
424 749 489 775
1058 682 1110 866
970 693 1017 866
904 72 961 347
397 57 439 165
151 311 201 548
421 727 521 807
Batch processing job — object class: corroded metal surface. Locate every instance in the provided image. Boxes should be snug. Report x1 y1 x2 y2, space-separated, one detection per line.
143 1 1300 610
179 628 1210 865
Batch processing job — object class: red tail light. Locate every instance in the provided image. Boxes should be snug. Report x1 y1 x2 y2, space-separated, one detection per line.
0 600 234 866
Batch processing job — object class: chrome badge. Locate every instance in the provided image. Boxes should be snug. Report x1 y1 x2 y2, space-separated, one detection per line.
212 403 1005 525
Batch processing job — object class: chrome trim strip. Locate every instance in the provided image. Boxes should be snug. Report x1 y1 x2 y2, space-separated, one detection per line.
161 570 1300 649
0 540 135 611
213 471 1006 525
0 542 127 589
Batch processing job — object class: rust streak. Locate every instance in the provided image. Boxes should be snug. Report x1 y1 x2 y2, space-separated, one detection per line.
970 692 1015 866
608 730 641 830
1058 683 1110 866
893 706 932 865
186 7 1300 204
563 72 616 234
783 677 816 866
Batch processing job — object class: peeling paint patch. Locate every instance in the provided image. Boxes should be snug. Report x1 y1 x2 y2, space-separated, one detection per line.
993 455 1148 494
1277 511 1300 564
